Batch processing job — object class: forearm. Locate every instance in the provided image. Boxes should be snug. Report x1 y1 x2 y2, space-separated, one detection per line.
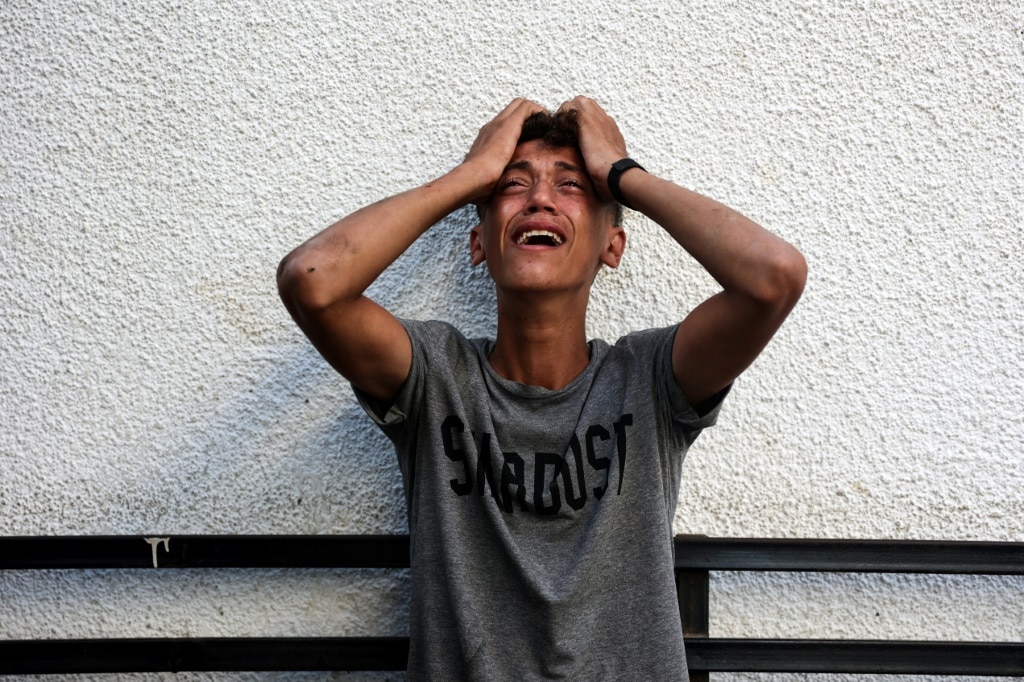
619 170 806 306
278 162 487 314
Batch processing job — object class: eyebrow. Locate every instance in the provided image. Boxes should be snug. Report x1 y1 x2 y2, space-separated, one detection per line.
503 159 585 174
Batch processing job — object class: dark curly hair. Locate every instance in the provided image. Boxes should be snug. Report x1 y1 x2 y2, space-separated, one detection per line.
518 109 582 149
476 109 622 226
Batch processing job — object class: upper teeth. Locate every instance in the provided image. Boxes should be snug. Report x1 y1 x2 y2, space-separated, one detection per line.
517 230 564 246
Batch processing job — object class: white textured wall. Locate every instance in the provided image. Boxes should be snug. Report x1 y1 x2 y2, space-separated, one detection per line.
2 0 1021 680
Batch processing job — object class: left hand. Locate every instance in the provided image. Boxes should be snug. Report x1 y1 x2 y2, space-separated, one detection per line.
463 97 547 204
557 96 629 201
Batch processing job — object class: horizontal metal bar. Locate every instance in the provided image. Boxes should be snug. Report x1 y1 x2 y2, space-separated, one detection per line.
674 536 1024 574
1 638 1022 675
0 535 411 570
2 535 1022 573
686 639 1024 675
0 637 408 674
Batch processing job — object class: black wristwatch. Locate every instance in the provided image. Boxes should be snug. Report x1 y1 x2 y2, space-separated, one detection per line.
607 158 646 209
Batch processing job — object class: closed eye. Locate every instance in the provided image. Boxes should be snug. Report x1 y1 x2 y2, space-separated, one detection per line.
499 177 527 191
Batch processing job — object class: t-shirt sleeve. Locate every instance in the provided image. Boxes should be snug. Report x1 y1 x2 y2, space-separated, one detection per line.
351 318 470 442
655 324 731 442
351 317 429 436
353 379 413 430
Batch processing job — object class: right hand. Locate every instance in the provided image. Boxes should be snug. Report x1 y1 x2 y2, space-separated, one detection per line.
557 96 629 202
462 98 546 204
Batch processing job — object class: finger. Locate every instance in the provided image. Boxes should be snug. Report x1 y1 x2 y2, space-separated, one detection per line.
567 95 598 109
513 98 546 120
491 97 527 121
501 97 543 117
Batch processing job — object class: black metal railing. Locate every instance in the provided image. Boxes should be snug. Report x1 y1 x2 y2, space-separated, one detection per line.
2 535 1022 676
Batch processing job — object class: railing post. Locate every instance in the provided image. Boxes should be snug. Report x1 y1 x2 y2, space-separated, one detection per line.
677 535 710 682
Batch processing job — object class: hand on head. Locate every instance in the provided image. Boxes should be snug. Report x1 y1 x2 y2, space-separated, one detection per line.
462 98 546 204
557 96 629 202
464 96 630 205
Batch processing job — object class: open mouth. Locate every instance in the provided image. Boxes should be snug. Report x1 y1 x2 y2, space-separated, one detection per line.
514 229 564 247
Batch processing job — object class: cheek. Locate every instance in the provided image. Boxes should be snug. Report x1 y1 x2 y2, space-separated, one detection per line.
474 225 505 260
489 193 523 213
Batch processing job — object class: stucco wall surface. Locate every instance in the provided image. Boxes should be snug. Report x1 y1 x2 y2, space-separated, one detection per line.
2 0 1021 680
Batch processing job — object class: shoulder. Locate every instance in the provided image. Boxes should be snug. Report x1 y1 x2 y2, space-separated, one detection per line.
400 318 491 375
588 325 678 391
356 319 489 428
605 324 729 427
400 317 461 340
401 318 477 352
606 325 678 363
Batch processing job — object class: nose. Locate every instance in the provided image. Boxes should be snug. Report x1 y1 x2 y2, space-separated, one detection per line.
525 180 557 214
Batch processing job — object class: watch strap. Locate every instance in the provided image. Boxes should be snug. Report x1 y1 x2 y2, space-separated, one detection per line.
607 158 646 209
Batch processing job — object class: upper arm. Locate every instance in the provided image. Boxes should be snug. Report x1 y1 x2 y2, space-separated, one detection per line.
672 256 807 407
278 263 412 403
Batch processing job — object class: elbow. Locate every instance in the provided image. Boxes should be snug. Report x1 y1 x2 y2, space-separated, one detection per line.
276 252 296 298
277 249 333 318
276 251 307 316
754 245 807 312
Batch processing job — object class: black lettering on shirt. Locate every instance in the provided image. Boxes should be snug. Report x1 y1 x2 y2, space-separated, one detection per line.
534 451 563 516
585 424 611 499
441 415 472 496
500 451 528 513
474 431 501 504
613 414 634 495
563 434 587 510
439 412 635 513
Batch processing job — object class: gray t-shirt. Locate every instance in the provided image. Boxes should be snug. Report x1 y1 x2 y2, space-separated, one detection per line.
356 319 726 681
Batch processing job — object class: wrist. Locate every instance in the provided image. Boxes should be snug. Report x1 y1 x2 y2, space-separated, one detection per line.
607 158 646 210
440 161 497 206
454 158 506 205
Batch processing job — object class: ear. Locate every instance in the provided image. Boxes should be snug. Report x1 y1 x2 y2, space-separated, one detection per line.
469 225 486 266
599 226 626 269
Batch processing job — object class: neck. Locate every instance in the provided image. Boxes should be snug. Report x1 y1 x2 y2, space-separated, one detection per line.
488 290 591 390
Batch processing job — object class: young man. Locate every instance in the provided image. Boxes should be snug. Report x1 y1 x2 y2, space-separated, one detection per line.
278 97 806 680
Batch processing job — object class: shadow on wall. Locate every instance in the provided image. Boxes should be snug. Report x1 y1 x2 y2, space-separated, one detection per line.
366 205 499 338
117 209 497 535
